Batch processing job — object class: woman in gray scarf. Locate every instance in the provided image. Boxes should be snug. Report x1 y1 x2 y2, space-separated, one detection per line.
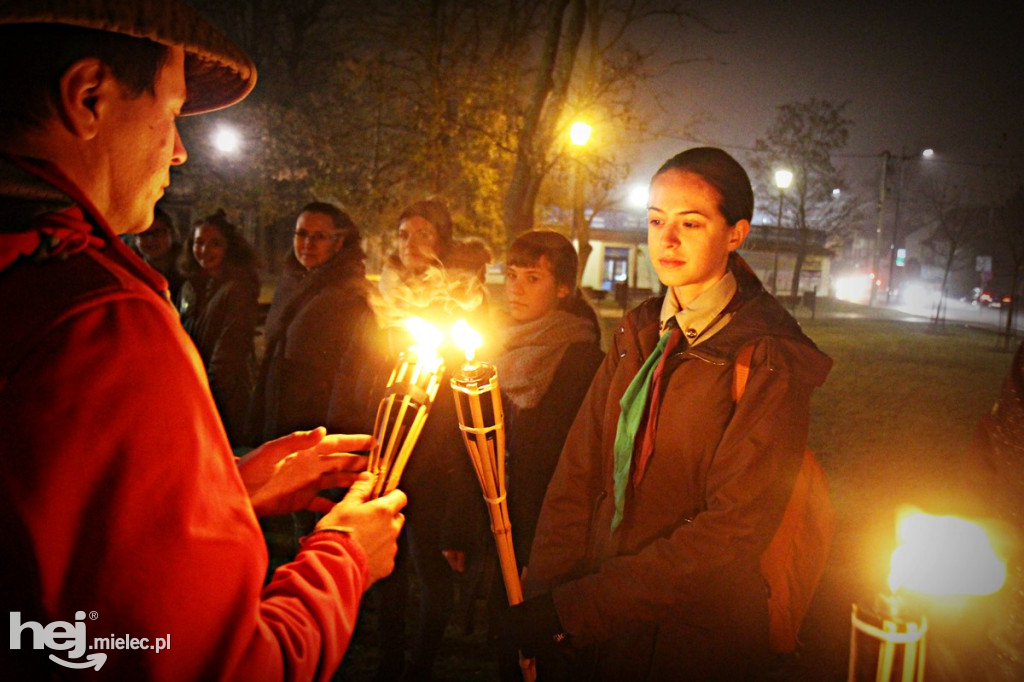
490 230 604 681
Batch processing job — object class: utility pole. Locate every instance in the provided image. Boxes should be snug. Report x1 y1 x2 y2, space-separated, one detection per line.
870 151 889 307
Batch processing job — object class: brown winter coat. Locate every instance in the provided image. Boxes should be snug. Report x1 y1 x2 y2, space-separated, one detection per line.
526 263 832 680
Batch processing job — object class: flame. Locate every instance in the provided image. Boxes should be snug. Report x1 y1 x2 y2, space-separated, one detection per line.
403 316 443 365
451 319 483 364
888 508 1006 596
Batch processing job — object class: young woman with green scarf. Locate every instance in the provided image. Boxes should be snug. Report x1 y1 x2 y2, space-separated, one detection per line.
501 148 833 681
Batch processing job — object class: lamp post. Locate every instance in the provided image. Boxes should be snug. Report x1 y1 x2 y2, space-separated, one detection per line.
771 169 793 296
884 148 934 304
569 121 592 242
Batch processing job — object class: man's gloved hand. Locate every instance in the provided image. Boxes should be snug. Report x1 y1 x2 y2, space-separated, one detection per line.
497 593 570 657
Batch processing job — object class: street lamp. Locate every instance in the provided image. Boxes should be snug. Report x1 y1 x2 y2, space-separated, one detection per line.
771 168 793 296
569 121 592 242
885 148 934 304
212 124 241 154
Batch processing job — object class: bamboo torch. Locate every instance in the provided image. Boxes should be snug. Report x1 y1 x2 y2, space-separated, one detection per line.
367 316 445 499
450 319 536 682
848 509 1007 682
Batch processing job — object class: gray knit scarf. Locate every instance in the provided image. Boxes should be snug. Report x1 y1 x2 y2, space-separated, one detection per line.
495 310 598 410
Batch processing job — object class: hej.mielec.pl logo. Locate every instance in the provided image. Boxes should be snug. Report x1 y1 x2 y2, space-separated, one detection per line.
10 610 172 671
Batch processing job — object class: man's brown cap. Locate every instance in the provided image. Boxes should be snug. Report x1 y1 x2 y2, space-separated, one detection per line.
0 0 256 114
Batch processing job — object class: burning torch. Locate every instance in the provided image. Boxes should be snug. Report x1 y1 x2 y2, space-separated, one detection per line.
849 507 1007 682
450 319 535 682
367 316 445 499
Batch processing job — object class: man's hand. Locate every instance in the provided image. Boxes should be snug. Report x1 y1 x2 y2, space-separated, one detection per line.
238 427 372 517
315 473 406 589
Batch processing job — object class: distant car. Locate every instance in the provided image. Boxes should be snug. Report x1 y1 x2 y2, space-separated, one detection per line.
972 289 1013 308
971 288 999 307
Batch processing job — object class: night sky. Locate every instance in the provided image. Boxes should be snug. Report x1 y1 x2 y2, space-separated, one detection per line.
629 1 1024 195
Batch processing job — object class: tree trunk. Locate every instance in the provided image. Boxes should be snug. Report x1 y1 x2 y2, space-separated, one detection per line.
934 249 956 325
1004 269 1021 351
501 0 585 240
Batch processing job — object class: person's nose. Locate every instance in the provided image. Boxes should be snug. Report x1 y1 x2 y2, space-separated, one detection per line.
660 221 681 249
171 126 187 166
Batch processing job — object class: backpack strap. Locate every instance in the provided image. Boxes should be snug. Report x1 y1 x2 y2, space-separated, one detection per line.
732 343 755 402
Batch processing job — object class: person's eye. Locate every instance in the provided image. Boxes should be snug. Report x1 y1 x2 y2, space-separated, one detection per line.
648 217 663 227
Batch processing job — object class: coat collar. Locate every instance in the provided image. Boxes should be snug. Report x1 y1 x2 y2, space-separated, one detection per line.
0 154 168 294
624 256 831 387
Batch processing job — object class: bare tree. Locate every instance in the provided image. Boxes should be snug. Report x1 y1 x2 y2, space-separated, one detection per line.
918 179 984 325
749 99 855 297
178 0 704 269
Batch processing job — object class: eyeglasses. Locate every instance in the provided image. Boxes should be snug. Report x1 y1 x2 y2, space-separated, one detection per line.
294 230 342 244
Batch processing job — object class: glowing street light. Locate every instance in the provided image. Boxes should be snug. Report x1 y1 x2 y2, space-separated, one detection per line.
771 169 793 296
570 121 592 147
569 121 592 242
212 125 241 154
627 184 648 209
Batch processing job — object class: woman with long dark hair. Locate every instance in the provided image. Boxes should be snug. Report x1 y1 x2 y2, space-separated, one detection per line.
179 209 259 446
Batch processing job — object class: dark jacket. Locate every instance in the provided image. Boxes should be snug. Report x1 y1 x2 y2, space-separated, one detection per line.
179 265 259 446
141 249 185 305
526 264 832 680
505 339 604 567
249 249 378 444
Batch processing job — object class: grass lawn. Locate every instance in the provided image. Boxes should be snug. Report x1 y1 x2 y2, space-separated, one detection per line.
336 296 1019 681
796 307 1016 681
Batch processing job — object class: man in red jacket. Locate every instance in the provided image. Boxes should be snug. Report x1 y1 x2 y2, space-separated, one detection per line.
0 2 405 680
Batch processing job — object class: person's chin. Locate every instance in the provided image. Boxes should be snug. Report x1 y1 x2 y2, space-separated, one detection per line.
508 307 533 323
655 265 688 286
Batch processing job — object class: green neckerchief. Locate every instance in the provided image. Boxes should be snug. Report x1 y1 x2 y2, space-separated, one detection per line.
611 325 675 530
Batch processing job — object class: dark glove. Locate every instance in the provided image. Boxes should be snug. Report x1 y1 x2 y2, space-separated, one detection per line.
497 593 570 657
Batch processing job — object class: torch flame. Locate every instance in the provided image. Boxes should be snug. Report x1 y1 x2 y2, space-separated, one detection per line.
452 319 483 365
403 316 443 367
888 508 1006 596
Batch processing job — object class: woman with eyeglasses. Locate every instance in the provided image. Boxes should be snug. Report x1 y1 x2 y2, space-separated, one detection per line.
178 209 260 448
248 202 377 446
245 202 378 572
